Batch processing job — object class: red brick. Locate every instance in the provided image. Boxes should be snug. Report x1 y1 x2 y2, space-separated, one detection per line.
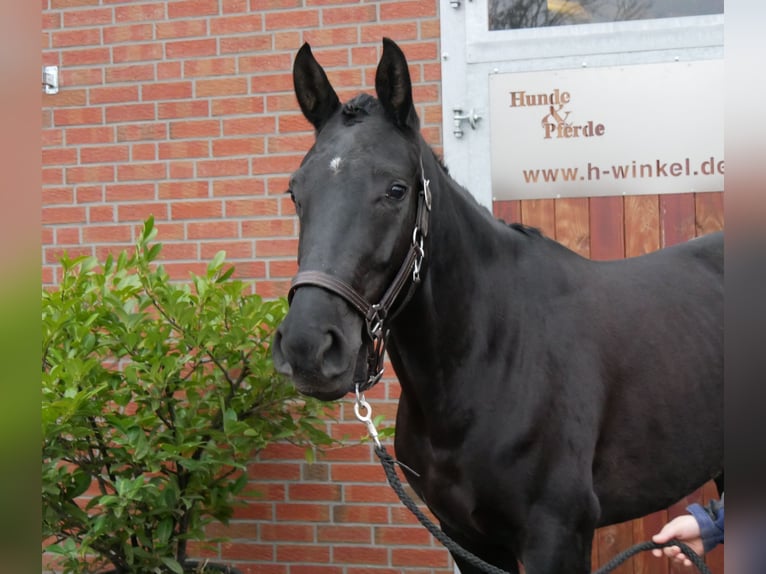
81 145 130 163
63 8 113 26
158 100 209 119
317 525 372 544
259 523 314 543
158 140 210 159
169 161 195 179
183 57 236 77
213 178 265 197
238 53 292 74
392 548 450 567
114 3 166 22
361 22 419 43
153 222 186 240
165 38 217 59
277 114 311 134
62 47 111 66
42 206 87 225
105 103 155 123
264 9 319 30
167 0 219 18
155 19 207 39
381 1 438 19
268 260 297 278
199 240 253 260
209 14 263 35
251 154 302 176
157 241 198 260
224 198 278 217
231 261 266 279
222 117 275 136
375 525 433 546
132 143 157 161
288 483 342 502
186 220 239 239
222 0 247 12
105 64 155 83
322 5 377 25
170 200 223 220
106 183 156 202
195 78 248 97
66 165 115 184
267 134 314 154
273 30 301 51
302 27 359 47
265 93 303 113
276 544 330 563
250 0 301 7
157 61 183 80
42 128 64 147
76 186 105 203
254 280 291 299
65 127 114 145
42 167 64 185
288 567 342 574
169 120 220 139
116 163 167 181
251 73 293 93
220 33 272 53
231 502 273 521
103 23 153 44
241 219 296 238
43 187 74 204
332 505 389 524
275 503 329 522
89 205 115 223
332 545 389 565
55 227 82 244
52 28 101 48
113 43 163 63
158 181 209 199
142 81 192 100
116 123 167 142
82 225 133 244
118 203 169 222
248 462 302 481
213 137 264 157
211 96 264 116
42 148 77 165
254 238 297 257
345 484 400 504
163 262 210 280
54 108 103 126
197 158 249 177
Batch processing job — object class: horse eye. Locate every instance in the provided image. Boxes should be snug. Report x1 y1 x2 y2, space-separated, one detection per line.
387 183 408 201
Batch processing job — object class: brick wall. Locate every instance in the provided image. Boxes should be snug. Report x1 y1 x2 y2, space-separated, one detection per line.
42 1 450 573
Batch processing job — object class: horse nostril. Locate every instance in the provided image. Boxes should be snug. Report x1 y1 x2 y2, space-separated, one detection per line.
317 327 349 379
271 328 294 377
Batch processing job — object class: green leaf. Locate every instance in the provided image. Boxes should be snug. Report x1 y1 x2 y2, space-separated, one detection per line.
161 557 184 574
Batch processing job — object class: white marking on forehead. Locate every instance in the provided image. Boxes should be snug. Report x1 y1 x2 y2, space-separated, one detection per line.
329 156 343 174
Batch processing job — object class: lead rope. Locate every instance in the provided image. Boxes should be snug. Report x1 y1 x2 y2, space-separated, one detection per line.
354 391 713 574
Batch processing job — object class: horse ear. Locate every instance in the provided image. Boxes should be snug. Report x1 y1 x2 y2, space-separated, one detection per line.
375 38 419 131
293 43 340 131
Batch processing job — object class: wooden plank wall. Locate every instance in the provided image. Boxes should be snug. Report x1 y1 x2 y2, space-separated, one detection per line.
493 192 724 574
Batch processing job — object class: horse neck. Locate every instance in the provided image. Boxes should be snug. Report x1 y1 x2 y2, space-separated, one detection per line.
387 150 510 403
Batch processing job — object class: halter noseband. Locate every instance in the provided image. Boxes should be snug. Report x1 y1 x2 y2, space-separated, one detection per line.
287 162 432 393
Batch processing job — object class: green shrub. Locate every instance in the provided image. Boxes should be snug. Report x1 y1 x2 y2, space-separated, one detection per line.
42 217 334 573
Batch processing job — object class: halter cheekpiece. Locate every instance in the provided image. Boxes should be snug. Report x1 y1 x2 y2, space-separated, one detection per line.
287 159 432 393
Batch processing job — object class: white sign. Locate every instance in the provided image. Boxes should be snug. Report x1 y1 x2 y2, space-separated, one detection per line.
489 59 724 199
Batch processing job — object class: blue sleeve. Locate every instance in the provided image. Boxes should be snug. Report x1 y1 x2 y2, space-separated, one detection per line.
686 497 724 553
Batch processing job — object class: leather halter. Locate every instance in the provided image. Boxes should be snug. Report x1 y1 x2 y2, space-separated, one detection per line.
287 163 432 392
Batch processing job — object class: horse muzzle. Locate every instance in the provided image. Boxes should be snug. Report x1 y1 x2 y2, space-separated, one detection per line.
271 286 365 401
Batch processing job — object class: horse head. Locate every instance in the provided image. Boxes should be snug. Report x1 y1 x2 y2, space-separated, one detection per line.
272 38 428 400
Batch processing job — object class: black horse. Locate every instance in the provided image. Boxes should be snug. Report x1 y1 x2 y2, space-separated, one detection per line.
272 38 723 574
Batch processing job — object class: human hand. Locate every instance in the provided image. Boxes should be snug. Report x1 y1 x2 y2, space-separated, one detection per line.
651 514 705 567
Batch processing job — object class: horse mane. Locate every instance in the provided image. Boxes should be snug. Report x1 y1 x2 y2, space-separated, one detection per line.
506 222 543 237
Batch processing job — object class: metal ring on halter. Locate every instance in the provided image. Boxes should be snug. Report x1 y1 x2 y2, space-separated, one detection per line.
354 384 381 447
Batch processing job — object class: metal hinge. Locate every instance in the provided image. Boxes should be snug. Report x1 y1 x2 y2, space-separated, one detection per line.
42 65 59 94
452 108 482 139
449 0 472 8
